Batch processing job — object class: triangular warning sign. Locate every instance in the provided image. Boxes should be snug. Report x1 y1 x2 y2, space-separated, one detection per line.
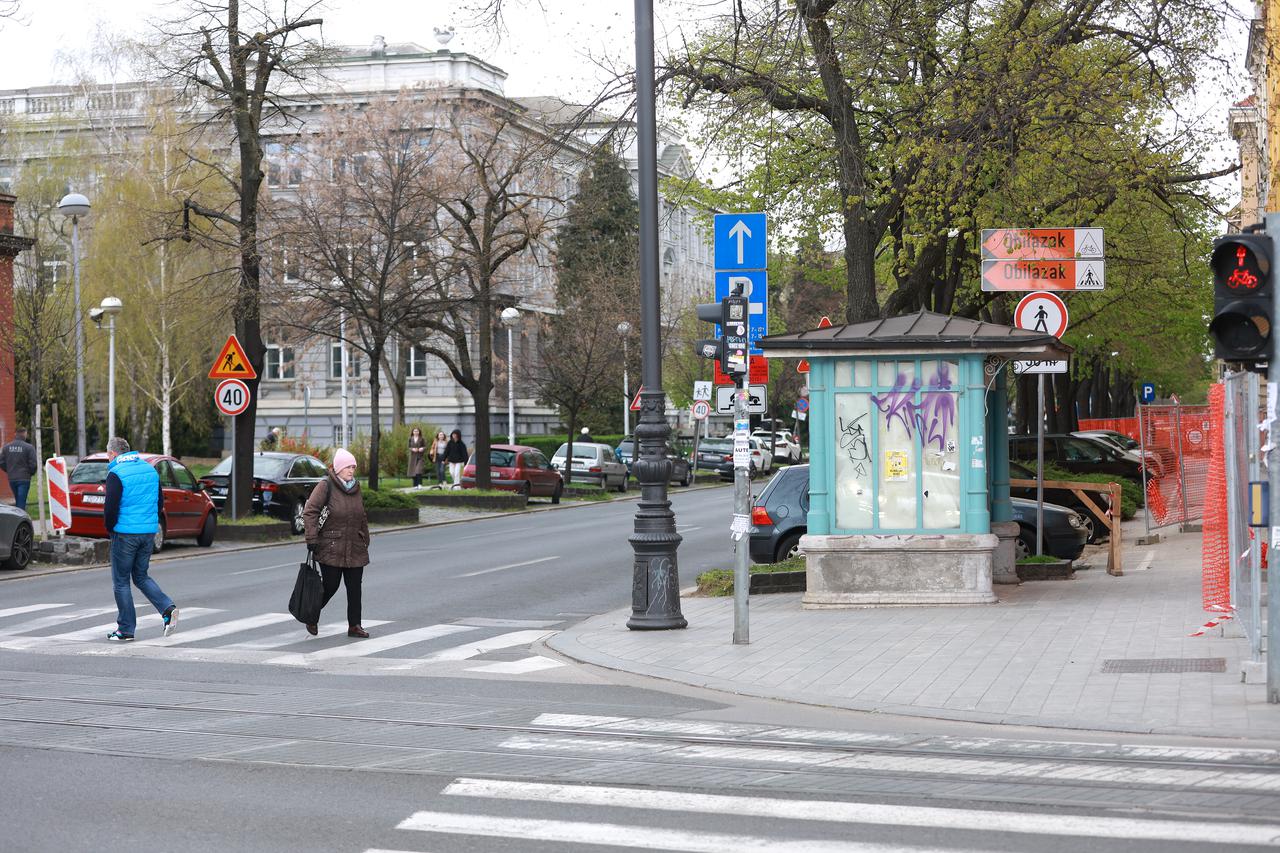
797 359 811 375
817 316 833 329
1077 232 1100 257
209 334 257 380
630 386 645 412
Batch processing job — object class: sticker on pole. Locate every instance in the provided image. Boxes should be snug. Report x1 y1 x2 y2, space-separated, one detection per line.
691 399 711 421
209 334 257 380
214 379 251 417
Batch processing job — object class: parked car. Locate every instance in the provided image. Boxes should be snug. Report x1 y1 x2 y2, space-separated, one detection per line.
701 436 771 480
1009 434 1145 483
751 429 802 463
615 436 694 486
71 453 217 550
749 464 1088 564
615 436 637 474
1008 461 1111 543
461 445 563 501
1073 429 1164 476
199 451 327 535
0 502 33 570
550 442 629 491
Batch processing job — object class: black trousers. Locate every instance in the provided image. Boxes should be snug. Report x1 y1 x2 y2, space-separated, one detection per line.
319 563 363 626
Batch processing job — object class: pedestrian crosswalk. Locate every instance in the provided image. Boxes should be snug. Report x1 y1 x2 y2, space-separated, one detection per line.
365 777 1280 852
0 602 567 677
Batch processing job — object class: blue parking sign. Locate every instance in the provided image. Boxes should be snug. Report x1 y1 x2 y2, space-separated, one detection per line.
715 270 768 354
714 212 767 270
1140 382 1155 404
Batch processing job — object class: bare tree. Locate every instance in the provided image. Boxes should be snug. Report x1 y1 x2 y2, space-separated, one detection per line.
409 94 563 489
273 93 442 489
153 0 324 511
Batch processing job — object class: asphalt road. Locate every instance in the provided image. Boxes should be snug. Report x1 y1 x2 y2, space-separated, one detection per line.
0 484 1276 853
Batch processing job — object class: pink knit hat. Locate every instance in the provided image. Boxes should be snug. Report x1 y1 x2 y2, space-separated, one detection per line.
332 448 357 472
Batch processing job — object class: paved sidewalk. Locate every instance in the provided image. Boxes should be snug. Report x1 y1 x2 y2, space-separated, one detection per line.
550 522 1280 741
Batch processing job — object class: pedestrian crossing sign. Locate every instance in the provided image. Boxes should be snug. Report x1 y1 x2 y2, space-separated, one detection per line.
209 334 257 380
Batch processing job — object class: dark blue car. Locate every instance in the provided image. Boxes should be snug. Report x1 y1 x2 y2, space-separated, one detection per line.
749 465 1088 564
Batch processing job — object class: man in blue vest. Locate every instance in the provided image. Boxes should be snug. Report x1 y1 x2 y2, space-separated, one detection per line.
103 437 178 641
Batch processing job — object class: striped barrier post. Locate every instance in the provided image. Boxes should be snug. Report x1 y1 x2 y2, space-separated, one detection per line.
45 456 70 534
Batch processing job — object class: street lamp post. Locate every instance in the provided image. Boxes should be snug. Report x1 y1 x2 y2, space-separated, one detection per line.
58 193 90 457
99 297 123 439
628 0 685 630
501 307 520 444
618 321 632 435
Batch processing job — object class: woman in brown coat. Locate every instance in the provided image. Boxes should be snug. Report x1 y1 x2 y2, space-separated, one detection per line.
408 426 427 488
302 448 371 638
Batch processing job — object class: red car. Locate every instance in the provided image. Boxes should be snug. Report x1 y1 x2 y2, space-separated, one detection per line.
461 444 563 502
68 453 217 550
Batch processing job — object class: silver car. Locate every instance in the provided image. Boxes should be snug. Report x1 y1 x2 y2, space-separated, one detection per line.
550 442 629 492
0 502 34 570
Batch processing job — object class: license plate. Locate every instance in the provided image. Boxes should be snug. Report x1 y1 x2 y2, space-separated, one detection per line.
212 487 227 496
82 495 104 505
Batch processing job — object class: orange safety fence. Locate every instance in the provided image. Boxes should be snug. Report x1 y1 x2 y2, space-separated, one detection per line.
1077 417 1139 441
1198 383 1230 614
1136 403 1213 528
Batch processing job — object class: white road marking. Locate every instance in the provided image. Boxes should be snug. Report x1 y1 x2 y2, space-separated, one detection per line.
419 630 554 662
267 624 476 664
677 526 703 532
230 562 297 576
47 607 219 641
223 620 391 650
0 604 70 620
392 813 988 852
152 612 296 645
457 526 533 540
466 656 565 674
1134 550 1155 571
453 617 562 628
441 778 1280 846
1 607 119 635
455 556 558 578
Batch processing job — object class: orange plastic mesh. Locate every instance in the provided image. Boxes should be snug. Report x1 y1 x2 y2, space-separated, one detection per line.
1139 404 1213 527
1199 383 1230 612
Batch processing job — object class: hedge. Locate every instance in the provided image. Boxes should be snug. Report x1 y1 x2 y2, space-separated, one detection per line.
492 433 627 457
360 488 418 510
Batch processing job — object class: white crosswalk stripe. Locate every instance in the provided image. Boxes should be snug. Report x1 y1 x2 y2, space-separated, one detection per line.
0 604 565 677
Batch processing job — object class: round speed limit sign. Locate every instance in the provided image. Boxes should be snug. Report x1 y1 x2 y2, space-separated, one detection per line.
214 378 251 417
691 399 711 421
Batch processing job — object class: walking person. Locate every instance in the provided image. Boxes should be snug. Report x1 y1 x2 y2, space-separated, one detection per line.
302 448 370 638
430 430 448 484
444 430 469 487
408 426 427 489
102 437 178 641
0 427 36 512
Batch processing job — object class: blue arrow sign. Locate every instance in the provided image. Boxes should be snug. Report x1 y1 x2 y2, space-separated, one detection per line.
715 271 768 354
714 212 767 271
1140 382 1155 404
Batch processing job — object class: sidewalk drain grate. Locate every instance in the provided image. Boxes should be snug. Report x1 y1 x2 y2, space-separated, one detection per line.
1101 658 1226 674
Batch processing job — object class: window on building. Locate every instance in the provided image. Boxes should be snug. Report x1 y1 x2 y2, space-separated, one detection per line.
279 250 300 283
265 345 295 380
330 343 361 379
407 345 428 379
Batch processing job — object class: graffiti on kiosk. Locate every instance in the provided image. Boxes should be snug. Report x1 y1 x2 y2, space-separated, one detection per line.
870 364 957 452
838 411 871 478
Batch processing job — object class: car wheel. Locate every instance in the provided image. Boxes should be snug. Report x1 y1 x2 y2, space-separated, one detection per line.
197 513 216 547
617 474 627 494
682 468 692 487
1078 513 1099 544
153 524 166 553
551 482 563 505
2 522 33 570
775 531 804 563
291 502 306 535
517 480 531 498
1015 529 1035 561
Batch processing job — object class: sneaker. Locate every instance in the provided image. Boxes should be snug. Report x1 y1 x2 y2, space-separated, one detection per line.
162 606 179 637
106 631 134 642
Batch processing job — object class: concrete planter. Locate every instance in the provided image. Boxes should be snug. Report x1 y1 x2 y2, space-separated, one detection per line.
564 485 607 498
365 507 420 525
33 536 111 566
750 570 807 594
1015 559 1075 581
217 522 292 542
413 492 527 510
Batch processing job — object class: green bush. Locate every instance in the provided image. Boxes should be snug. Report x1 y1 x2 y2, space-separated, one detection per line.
695 556 806 596
279 434 332 461
1041 464 1141 520
360 488 418 509
344 422 442 480
495 433 627 457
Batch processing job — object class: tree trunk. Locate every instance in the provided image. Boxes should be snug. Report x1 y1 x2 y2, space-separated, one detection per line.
564 410 578 485
367 341 384 491
381 348 406 428
472 303 495 489
161 342 172 457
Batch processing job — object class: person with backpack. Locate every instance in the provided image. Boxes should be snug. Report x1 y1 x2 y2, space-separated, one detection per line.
0 427 37 511
302 448 370 638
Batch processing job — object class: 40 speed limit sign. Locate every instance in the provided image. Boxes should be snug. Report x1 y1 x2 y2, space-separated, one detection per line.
214 378 251 417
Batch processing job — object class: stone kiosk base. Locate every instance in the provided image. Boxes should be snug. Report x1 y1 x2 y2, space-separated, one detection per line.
800 533 998 607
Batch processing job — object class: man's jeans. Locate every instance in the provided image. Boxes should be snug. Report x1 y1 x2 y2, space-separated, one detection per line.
9 480 29 512
111 532 173 636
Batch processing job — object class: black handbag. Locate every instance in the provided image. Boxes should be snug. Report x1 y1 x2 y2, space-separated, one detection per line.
289 553 324 624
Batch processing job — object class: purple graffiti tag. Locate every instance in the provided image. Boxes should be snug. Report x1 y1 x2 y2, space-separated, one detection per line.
870 365 956 452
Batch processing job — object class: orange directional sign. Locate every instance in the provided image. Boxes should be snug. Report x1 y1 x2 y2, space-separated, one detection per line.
714 355 769 386
209 334 257 380
980 259 1104 292
981 228 1103 260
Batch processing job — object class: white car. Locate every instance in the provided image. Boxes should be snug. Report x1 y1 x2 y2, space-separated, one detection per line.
751 430 801 463
550 442 629 492
1072 430 1163 477
720 435 774 475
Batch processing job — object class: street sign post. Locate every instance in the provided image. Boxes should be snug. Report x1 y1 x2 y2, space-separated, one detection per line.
981 228 1104 260
714 271 768 354
691 399 711 421
713 212 767 270
795 397 809 413
630 385 645 412
716 385 767 415
209 334 257 380
214 378 251 417
1013 293 1069 375
715 355 768 386
1140 382 1156 404
981 259 1105 292
693 381 712 402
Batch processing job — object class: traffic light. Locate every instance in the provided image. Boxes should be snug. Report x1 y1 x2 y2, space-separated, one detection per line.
1209 232 1273 368
694 290 750 376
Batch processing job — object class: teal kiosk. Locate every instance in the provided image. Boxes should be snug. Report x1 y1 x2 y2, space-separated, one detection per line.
760 311 1071 607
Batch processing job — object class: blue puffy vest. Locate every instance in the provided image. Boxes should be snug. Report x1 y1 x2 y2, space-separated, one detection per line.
109 451 160 534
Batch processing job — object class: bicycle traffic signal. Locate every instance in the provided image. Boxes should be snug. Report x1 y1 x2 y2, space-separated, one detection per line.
1209 232 1273 368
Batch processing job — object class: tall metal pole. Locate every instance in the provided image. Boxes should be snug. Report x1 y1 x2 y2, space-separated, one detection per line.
507 324 516 444
732 375 751 643
34 404 46 536
106 315 116 440
1267 211 1280 702
339 310 349 448
1036 373 1045 556
622 334 630 436
628 0 685 630
71 217 86 458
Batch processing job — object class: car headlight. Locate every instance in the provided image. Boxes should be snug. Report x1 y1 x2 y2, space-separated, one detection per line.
1067 512 1085 529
